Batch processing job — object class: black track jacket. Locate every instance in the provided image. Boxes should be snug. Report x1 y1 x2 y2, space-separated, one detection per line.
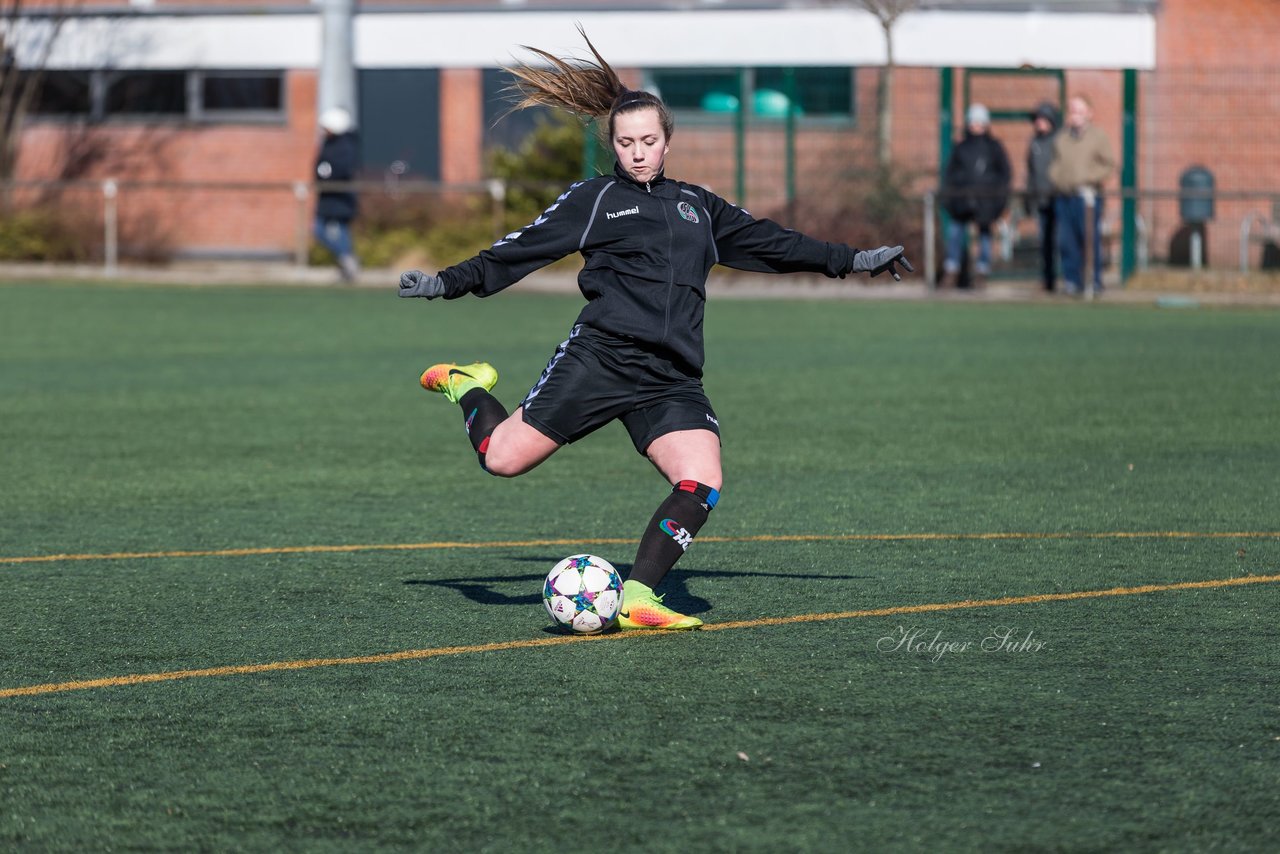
314 132 359 221
438 163 859 376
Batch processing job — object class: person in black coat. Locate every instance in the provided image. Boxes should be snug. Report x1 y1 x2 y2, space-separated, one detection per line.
940 104 1011 287
313 107 360 282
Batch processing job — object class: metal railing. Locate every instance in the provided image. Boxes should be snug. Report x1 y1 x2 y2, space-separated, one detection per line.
0 177 517 275
923 186 1280 288
1240 213 1279 273
4 179 1280 283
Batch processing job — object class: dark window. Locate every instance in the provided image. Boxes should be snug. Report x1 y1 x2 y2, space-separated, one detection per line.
755 67 854 117
22 69 287 123
483 68 551 152
650 69 742 113
104 71 186 116
200 73 283 113
25 71 92 115
648 67 856 120
358 67 440 180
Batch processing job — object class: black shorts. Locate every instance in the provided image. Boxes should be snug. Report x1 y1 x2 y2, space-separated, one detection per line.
519 324 721 454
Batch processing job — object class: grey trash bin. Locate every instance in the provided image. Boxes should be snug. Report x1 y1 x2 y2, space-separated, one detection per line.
1178 166 1215 223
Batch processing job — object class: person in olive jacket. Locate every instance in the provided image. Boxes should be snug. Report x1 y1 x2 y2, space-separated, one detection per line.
1049 94 1115 294
940 104 1011 288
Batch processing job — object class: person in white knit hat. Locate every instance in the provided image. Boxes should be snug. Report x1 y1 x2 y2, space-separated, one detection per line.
313 107 361 282
939 103 1011 288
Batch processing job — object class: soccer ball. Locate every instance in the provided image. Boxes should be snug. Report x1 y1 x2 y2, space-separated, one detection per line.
542 554 624 634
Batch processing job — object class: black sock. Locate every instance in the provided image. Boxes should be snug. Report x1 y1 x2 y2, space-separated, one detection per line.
628 480 720 589
458 387 508 470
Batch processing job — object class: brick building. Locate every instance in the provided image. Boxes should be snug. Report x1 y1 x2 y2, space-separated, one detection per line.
4 0 1277 274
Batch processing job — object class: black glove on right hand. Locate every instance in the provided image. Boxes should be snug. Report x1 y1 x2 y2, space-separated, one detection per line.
399 270 445 299
851 246 914 281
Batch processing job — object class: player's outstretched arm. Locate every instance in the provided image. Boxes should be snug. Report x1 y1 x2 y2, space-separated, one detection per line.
700 190 914 282
398 179 600 301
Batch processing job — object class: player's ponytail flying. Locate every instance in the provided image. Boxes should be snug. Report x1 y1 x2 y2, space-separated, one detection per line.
503 25 674 141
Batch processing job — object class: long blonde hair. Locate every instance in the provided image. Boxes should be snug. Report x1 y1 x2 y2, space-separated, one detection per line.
504 25 674 140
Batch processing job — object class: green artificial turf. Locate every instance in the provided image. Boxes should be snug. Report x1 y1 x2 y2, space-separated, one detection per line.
1 281 1277 851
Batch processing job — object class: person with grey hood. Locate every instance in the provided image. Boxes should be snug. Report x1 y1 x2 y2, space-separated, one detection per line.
1026 102 1060 292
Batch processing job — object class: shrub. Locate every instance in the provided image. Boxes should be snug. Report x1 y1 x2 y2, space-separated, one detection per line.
488 111 587 224
0 207 96 262
320 111 588 271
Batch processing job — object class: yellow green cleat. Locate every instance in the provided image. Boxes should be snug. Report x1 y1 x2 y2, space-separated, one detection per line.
616 579 703 631
419 362 498 404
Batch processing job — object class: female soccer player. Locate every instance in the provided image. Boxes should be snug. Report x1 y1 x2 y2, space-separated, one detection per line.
398 31 912 630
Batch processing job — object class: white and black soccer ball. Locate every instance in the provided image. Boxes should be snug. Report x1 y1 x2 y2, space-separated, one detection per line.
542 554 624 634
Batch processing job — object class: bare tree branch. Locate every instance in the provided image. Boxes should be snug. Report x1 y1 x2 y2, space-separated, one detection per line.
857 0 920 168
0 0 75 190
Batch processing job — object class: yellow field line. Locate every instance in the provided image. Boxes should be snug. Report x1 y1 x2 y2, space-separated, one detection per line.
3 571 1277 700
3 530 1277 567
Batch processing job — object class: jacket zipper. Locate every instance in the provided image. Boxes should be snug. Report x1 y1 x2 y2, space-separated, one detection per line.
659 184 674 345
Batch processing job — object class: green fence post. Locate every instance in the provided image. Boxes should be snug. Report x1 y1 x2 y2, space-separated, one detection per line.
736 67 747 205
937 67 954 255
582 123 597 181
784 67 797 206
1121 68 1138 284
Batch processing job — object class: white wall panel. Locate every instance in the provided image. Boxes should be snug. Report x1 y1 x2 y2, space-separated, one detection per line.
7 9 1156 71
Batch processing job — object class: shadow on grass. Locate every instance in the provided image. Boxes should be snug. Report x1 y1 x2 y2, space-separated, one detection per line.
404 554 873 619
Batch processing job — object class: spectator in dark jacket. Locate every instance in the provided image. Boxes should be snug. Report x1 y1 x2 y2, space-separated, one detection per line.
940 104 1011 287
1026 101 1060 292
313 107 360 282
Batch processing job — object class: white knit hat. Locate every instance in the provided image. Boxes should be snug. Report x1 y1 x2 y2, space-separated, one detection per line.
966 103 991 126
319 107 353 135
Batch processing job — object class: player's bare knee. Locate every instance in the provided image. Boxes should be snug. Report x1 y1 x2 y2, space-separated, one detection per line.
481 445 526 478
